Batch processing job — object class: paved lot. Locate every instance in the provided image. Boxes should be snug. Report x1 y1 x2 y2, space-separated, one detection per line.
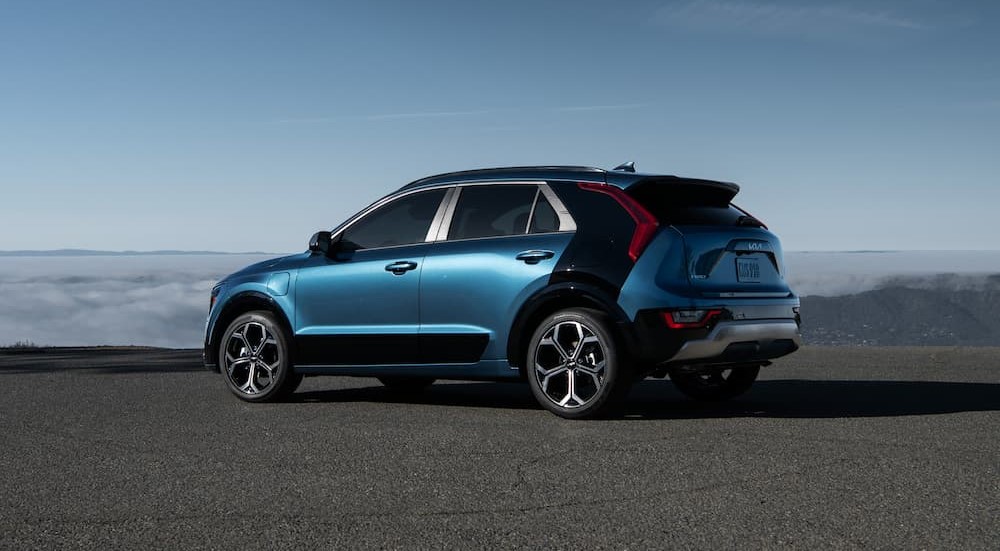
1 346 998 549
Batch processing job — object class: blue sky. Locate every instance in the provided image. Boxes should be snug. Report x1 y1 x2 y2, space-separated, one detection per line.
1 0 998 252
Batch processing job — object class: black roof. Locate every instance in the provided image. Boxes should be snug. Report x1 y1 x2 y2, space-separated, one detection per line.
397 165 739 195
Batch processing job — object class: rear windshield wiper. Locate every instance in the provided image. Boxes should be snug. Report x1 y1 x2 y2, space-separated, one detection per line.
736 215 765 228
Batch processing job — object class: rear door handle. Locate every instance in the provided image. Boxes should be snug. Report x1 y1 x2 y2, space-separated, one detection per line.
385 261 418 275
515 250 555 265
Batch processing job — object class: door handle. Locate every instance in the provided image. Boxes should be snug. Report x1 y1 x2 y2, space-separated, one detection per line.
515 250 555 265
385 261 418 275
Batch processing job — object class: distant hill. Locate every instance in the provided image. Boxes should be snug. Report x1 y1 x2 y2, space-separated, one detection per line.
801 278 1000 346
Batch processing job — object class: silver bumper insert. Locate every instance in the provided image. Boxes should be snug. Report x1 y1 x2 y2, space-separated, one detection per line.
668 320 801 363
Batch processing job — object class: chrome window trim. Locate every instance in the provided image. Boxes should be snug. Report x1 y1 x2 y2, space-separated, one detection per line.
425 187 457 242
330 178 590 251
426 229 573 246
525 188 541 233
433 186 462 241
536 182 576 232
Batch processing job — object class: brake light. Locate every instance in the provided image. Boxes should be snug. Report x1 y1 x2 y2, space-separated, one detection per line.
578 182 659 262
209 285 222 313
662 309 724 329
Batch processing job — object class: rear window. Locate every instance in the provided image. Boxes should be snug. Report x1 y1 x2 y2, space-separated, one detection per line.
648 203 745 226
628 181 759 226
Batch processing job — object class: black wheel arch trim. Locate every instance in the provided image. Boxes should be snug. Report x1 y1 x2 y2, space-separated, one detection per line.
205 291 295 370
506 279 637 370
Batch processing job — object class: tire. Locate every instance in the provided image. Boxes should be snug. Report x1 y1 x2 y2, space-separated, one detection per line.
526 308 632 419
668 365 760 401
377 376 436 392
219 311 301 402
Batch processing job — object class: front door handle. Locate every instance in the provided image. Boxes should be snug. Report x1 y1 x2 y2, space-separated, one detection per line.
515 250 555 265
385 261 418 275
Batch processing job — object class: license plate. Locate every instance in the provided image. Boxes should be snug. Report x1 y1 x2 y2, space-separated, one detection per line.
736 258 761 283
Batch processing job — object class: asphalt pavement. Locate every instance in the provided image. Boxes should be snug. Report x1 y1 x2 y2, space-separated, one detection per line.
1 346 997 550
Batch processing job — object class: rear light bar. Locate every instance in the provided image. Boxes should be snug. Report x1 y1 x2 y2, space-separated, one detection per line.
662 309 724 329
578 182 659 262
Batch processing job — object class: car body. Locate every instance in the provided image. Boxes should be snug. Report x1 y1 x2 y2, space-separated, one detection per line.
205 165 801 418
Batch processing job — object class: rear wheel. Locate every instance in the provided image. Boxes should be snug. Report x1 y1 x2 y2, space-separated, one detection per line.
219 311 301 402
526 308 632 419
668 365 760 401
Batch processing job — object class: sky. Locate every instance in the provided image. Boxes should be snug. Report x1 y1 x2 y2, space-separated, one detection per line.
1 0 999 252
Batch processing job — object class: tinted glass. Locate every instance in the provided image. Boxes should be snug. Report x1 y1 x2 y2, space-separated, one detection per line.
529 192 560 233
341 189 446 249
660 205 745 225
448 186 537 240
629 183 747 226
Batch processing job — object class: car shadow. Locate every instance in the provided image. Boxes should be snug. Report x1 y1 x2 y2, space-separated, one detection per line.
292 378 1000 419
621 379 1000 419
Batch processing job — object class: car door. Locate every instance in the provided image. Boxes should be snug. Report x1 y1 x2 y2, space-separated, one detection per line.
419 183 576 364
294 188 448 365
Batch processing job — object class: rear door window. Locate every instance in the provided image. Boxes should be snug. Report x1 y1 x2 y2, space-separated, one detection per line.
447 185 538 240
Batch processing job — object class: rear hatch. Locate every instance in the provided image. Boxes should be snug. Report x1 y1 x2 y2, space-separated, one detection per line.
628 178 792 298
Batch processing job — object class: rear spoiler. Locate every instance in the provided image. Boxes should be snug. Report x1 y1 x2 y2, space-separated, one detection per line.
625 176 740 206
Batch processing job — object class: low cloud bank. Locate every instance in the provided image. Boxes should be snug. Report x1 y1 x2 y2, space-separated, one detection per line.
0 255 271 348
784 251 1000 296
2 252 999 348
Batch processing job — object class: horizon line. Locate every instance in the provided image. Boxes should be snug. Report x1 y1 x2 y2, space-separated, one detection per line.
3 248 1000 258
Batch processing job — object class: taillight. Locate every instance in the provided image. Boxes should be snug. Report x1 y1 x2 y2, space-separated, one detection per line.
577 182 659 262
662 309 724 329
209 285 222 312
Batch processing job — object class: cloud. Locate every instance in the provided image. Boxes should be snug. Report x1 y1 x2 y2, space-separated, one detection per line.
653 1 928 35
364 110 495 121
784 251 1000 297
277 104 651 125
555 103 647 113
0 255 271 348
276 110 495 124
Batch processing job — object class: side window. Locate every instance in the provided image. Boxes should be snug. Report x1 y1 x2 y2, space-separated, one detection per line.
529 192 560 233
341 189 446 250
448 185 538 240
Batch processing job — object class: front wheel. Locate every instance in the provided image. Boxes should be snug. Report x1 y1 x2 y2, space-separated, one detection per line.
526 308 632 419
668 365 760 401
219 311 301 402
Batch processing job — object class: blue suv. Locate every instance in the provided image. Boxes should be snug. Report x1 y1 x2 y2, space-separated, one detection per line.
205 165 801 418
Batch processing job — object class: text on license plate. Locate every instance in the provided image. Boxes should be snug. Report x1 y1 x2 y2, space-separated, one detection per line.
736 258 761 283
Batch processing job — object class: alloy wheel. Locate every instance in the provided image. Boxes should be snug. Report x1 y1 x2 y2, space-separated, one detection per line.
224 321 281 396
533 320 607 409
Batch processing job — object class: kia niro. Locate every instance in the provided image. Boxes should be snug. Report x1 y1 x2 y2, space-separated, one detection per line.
204 163 801 418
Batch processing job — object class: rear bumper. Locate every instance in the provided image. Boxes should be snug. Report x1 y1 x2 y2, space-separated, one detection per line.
666 319 801 364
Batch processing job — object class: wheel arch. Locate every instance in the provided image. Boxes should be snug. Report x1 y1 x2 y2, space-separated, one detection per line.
506 278 636 374
208 291 296 369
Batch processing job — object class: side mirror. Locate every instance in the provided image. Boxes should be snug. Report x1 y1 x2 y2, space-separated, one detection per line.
308 231 333 256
